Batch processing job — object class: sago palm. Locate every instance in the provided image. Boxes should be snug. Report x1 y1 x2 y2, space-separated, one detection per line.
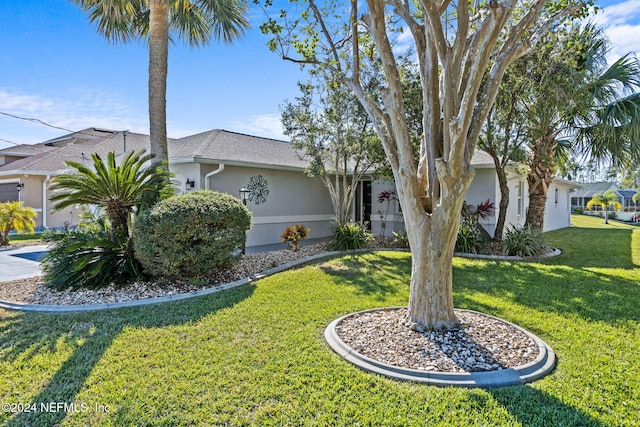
72 0 249 164
0 201 37 246
49 150 173 237
586 190 622 224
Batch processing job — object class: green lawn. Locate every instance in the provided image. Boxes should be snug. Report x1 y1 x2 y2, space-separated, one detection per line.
7 232 45 243
1 215 638 426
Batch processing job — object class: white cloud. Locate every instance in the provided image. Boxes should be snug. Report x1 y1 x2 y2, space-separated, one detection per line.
0 88 148 145
230 114 288 141
592 0 640 27
592 1 640 62
602 24 640 60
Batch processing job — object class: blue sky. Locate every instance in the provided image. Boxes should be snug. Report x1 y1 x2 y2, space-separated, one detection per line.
0 0 639 149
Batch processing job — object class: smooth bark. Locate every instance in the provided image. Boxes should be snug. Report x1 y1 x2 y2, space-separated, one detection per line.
148 0 170 165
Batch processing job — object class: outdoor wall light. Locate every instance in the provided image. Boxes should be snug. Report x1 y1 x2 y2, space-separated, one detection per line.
16 183 24 192
239 187 249 206
185 178 195 191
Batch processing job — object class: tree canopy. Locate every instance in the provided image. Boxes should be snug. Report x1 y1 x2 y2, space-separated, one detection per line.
260 0 592 330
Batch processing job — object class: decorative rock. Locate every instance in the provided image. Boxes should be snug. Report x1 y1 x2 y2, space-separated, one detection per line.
0 243 330 306
335 308 540 373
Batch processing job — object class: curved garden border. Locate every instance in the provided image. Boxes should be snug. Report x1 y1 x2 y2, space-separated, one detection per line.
0 246 560 313
324 307 557 388
454 247 561 261
0 250 357 313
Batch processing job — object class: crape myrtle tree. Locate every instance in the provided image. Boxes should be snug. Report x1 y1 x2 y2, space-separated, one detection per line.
73 0 249 165
258 0 591 330
281 72 386 226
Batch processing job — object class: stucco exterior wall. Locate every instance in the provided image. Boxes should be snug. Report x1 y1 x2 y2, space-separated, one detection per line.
175 163 335 247
1 175 54 229
543 180 572 232
465 168 499 236
370 180 404 237
505 177 528 233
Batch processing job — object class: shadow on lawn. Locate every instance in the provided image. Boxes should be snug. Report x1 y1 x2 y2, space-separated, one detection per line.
486 386 607 427
319 252 411 300
454 260 639 325
0 283 255 427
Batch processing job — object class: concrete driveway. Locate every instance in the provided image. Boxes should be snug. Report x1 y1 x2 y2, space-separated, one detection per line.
0 245 48 282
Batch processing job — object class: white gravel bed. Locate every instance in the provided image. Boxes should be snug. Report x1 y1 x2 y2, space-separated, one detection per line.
336 308 539 373
0 243 329 306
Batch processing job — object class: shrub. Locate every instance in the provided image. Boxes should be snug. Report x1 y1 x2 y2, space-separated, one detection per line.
133 190 251 279
574 207 584 215
455 219 484 254
390 231 410 249
42 229 142 290
331 221 374 250
281 224 310 250
502 225 546 257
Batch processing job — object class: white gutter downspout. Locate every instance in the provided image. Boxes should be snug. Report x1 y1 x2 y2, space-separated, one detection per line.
42 175 51 228
204 164 224 190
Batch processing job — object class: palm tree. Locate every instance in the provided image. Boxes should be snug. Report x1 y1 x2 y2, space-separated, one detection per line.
0 201 37 246
49 150 173 238
72 0 249 164
586 190 622 224
521 24 640 231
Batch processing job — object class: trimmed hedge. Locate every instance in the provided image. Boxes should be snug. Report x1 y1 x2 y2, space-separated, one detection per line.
133 190 251 279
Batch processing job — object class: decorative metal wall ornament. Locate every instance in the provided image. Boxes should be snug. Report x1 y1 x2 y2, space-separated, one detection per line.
247 175 269 205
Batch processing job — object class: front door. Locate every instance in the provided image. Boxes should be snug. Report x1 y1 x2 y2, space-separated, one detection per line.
355 180 372 230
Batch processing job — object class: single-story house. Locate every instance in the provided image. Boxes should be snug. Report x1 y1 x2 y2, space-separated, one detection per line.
570 182 638 211
0 128 578 248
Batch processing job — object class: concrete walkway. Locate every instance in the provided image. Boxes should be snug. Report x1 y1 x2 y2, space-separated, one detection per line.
0 245 48 282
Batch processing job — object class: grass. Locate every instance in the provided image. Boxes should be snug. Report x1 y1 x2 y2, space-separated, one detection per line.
0 215 638 426
7 232 44 243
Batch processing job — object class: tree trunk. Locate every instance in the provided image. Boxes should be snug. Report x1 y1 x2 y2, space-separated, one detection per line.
402 165 474 331
148 0 169 165
494 163 510 240
525 134 556 231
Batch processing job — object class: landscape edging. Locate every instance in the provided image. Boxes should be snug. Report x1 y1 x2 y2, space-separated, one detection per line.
324 307 557 388
0 249 363 313
0 246 559 313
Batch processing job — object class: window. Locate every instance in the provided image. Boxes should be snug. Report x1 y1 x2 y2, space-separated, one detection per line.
0 183 19 203
517 180 524 217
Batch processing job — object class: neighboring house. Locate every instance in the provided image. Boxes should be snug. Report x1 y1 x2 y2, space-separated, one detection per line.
0 128 334 248
0 128 577 248
571 182 639 211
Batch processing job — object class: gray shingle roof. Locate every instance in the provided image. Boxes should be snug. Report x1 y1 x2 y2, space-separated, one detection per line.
0 127 524 176
0 143 57 157
172 130 308 169
0 130 151 175
570 182 620 198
